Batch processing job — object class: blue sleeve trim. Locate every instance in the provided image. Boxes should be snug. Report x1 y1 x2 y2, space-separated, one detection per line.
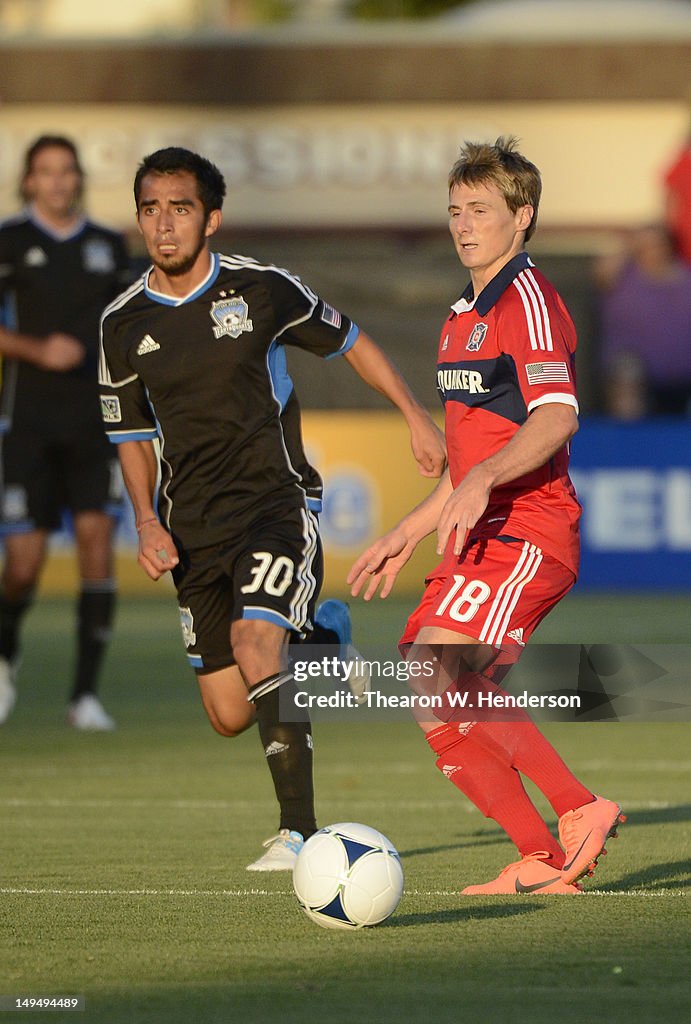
106 429 158 444
324 323 359 361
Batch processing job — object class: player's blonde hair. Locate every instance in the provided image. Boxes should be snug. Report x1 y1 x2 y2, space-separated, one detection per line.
448 137 542 242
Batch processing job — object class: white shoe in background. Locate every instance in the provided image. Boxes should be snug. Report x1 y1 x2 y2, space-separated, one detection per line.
68 694 116 732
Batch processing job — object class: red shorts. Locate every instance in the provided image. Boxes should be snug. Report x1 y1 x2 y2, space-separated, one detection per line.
400 537 575 652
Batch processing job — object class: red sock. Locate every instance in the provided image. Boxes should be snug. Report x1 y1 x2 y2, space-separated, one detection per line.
469 719 594 818
426 724 564 868
434 659 594 818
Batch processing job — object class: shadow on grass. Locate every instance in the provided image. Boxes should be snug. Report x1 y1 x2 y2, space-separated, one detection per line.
597 858 691 892
385 902 542 927
618 803 691 827
400 829 508 860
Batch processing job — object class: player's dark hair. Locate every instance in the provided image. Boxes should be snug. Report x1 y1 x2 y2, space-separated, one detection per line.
20 135 84 202
448 136 542 242
134 147 226 218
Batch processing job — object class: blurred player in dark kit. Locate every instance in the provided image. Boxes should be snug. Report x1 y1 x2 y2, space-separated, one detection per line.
0 136 131 729
350 138 624 895
99 147 445 870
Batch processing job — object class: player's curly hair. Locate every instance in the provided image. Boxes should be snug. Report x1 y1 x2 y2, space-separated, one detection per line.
20 135 84 203
448 137 542 242
134 147 226 218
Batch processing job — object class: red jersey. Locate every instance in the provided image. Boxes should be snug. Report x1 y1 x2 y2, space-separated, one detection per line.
436 252 581 576
664 144 691 264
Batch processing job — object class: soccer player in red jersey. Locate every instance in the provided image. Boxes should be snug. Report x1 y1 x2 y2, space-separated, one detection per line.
349 137 624 895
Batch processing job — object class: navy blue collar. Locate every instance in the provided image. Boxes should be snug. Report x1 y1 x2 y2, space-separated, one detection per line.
453 252 534 317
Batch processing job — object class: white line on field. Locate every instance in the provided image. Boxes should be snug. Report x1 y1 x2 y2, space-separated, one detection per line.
0 887 684 898
0 797 678 812
0 797 471 811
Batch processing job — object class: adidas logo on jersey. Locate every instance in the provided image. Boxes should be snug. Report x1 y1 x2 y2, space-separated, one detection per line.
136 334 161 355
264 740 290 757
440 763 462 779
506 627 526 646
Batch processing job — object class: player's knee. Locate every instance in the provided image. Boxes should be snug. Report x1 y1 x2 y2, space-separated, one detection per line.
231 619 284 681
2 564 39 598
205 704 255 738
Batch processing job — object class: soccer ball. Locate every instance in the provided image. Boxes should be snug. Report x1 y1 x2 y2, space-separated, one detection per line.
292 822 404 930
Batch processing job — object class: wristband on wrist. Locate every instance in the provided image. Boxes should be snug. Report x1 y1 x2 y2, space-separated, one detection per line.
136 517 158 533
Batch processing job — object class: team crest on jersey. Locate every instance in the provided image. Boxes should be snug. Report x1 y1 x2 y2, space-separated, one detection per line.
178 606 197 648
82 238 116 273
466 323 488 352
209 296 254 339
100 395 122 423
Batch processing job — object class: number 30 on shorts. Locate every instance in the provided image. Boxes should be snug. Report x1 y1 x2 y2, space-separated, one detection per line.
435 574 491 622
241 551 295 597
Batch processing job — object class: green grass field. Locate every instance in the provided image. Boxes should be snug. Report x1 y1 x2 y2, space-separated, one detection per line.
1 593 689 1024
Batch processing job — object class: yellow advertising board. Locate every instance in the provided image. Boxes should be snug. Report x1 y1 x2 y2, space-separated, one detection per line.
302 410 443 599
36 411 443 601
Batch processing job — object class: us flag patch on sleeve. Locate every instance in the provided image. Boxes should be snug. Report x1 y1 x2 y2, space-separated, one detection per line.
320 302 342 329
525 361 570 385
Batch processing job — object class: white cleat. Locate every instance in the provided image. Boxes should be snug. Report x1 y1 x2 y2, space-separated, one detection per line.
342 642 371 705
246 829 304 871
0 657 17 724
68 694 116 732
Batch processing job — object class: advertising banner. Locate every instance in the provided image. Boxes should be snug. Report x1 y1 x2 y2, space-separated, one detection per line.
36 413 691 594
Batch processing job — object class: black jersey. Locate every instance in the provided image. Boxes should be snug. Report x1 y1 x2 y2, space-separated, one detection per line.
99 252 358 549
0 210 131 433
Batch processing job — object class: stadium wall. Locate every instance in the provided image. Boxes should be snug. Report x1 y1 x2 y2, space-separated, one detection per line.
38 413 691 597
0 35 689 234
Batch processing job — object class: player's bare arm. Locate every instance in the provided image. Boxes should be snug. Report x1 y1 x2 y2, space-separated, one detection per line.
348 469 454 600
0 326 84 371
437 402 578 556
117 439 180 580
343 331 447 478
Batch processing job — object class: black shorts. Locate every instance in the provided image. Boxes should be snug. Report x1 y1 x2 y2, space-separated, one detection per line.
0 427 123 533
172 507 323 674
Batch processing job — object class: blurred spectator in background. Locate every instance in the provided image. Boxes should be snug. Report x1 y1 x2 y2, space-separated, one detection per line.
0 135 132 729
594 224 691 419
663 131 691 265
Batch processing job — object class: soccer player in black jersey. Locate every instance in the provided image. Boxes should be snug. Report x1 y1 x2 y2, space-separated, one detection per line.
0 136 132 730
99 147 446 870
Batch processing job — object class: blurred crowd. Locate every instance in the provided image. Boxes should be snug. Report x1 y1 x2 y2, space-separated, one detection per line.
595 133 691 420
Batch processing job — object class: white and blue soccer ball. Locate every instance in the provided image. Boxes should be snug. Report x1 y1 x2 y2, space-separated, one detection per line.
292 822 404 930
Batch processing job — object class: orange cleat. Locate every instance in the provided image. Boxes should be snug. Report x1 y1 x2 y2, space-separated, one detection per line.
559 796 626 885
461 851 584 895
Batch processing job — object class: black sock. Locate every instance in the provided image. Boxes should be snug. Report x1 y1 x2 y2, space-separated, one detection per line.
0 590 33 662
306 624 339 646
72 583 116 702
254 680 316 838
